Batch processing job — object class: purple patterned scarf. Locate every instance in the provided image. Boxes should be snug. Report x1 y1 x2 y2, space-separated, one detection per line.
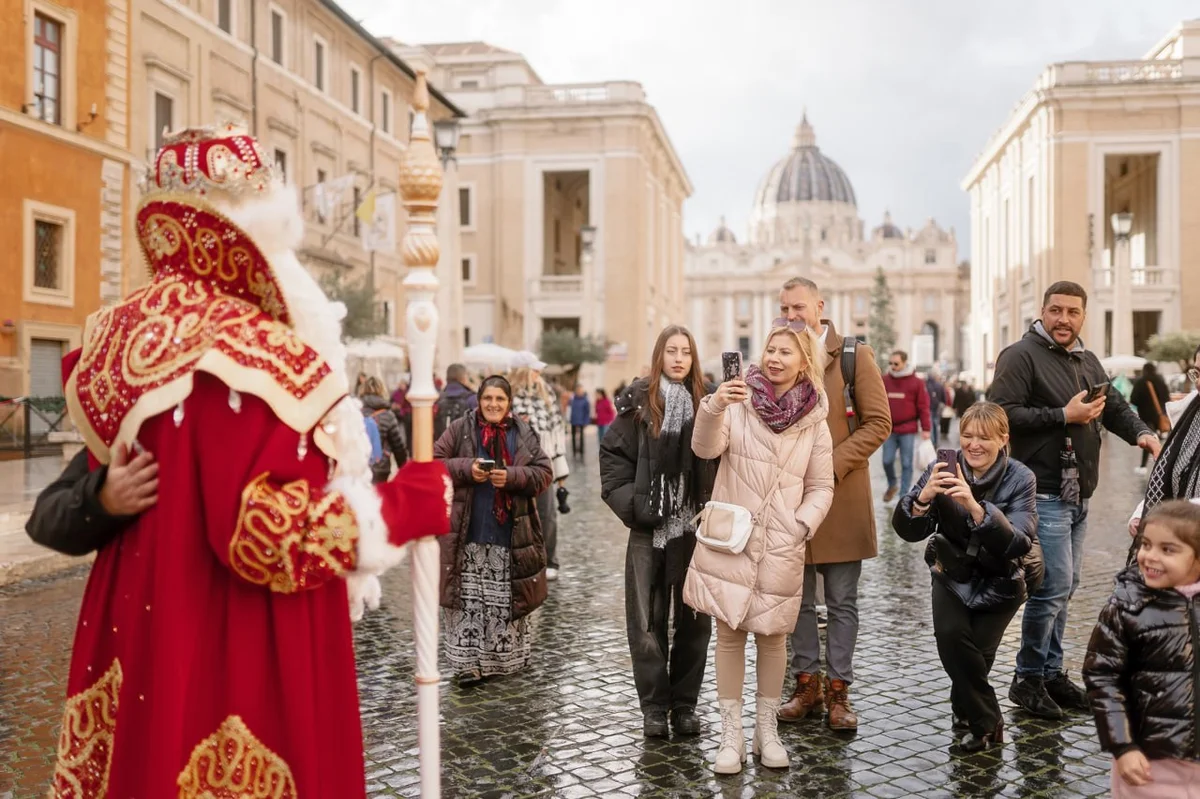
744 364 819 433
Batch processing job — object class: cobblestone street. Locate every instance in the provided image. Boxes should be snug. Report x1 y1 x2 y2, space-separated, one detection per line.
1 429 1151 798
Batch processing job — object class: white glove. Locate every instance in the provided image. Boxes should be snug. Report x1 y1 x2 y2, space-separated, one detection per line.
346 573 382 622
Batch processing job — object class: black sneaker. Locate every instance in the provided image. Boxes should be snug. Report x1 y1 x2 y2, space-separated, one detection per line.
670 707 701 736
1008 675 1064 720
1045 672 1090 712
643 709 669 738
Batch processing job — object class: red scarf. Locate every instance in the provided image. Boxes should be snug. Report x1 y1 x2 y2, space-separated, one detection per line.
479 414 515 524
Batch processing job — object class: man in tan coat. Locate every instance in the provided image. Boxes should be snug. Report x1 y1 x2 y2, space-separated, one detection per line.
776 277 892 730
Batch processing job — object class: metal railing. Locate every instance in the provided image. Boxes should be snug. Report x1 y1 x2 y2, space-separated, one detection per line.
0 397 73 457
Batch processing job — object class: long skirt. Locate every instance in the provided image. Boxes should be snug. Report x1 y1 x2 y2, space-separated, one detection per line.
1111 758 1200 798
442 542 532 677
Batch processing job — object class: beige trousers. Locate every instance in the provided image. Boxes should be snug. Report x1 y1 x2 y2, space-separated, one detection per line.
715 619 787 700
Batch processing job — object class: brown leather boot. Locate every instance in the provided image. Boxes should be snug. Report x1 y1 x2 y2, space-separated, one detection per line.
777 672 824 722
825 678 858 730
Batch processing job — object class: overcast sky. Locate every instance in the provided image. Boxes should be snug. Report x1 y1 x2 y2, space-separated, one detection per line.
341 0 1195 254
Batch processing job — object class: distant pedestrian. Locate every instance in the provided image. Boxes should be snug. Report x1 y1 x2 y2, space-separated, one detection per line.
361 376 409 482
594 388 616 445
881 351 931 502
683 321 835 774
434 364 479 441
1084 500 1200 797
988 281 1159 720
926 372 949 447
599 325 718 739
510 352 570 582
391 379 413 455
893 402 1038 752
1129 363 1171 474
435 376 553 684
569 385 591 458
953 380 978 418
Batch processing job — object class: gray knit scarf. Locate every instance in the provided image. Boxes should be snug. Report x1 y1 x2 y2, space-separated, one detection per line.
652 375 697 550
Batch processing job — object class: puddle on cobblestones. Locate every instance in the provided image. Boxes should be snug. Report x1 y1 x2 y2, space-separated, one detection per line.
1 432 1149 797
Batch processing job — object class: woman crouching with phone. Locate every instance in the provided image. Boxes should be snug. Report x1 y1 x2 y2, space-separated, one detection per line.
435 375 553 684
892 402 1039 751
683 320 835 774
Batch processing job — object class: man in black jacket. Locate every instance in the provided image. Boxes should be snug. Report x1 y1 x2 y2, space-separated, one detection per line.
26 443 158 556
988 281 1159 720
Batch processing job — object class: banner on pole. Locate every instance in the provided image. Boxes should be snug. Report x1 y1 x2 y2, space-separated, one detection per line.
363 192 396 253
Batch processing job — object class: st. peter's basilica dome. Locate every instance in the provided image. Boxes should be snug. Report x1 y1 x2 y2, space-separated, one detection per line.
753 114 857 210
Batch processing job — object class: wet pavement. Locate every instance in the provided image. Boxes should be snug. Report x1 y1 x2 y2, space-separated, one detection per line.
0 429 1151 798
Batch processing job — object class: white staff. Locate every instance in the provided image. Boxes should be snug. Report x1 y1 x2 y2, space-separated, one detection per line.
398 71 443 797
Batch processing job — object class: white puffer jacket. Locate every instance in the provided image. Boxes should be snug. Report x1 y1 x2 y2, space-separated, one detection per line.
682 391 836 636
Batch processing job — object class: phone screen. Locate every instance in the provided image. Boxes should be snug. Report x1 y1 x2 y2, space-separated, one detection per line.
722 351 742 383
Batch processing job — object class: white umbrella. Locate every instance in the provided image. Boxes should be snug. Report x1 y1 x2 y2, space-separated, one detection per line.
345 337 407 361
461 342 520 370
1100 354 1147 374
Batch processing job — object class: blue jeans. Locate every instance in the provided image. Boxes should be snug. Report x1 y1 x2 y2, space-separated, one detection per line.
596 425 610 448
1016 495 1089 678
881 433 916 493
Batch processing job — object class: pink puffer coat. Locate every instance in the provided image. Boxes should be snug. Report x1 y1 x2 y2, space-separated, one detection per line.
682 391 836 636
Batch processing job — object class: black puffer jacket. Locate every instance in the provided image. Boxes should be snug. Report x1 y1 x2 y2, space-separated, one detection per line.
893 456 1037 610
1083 568 1200 762
362 395 408 477
598 378 717 532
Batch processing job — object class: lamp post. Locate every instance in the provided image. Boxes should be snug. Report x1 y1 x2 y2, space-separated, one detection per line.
579 225 597 384
433 118 460 169
1110 212 1134 358
398 71 443 798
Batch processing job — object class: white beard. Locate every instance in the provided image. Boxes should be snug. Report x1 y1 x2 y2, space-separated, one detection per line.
213 182 372 486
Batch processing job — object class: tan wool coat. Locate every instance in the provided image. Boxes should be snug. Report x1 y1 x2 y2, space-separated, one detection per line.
808 321 893 564
682 390 836 636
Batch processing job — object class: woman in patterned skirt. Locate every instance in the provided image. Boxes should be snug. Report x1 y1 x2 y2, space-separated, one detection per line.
435 375 553 683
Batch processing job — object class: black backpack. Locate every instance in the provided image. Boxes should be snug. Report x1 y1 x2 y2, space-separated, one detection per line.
434 392 472 440
841 336 859 433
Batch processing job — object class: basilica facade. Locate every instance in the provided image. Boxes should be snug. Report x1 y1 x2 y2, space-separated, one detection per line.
685 116 969 375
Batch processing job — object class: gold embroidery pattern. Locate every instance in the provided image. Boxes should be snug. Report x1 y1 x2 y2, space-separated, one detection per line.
50 659 122 798
230 473 358 592
177 715 297 799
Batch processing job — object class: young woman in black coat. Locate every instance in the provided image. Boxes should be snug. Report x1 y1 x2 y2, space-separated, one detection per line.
1084 500 1200 796
893 401 1038 752
598 325 717 739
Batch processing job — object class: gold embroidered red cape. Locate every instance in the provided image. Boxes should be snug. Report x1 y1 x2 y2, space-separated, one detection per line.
66 196 345 463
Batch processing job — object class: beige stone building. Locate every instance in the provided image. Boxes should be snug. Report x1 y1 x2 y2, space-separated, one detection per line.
395 42 691 390
127 0 464 365
962 19 1200 385
687 117 968 374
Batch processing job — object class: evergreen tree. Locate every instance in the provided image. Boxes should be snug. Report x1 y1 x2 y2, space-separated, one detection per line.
319 271 383 340
869 266 897 369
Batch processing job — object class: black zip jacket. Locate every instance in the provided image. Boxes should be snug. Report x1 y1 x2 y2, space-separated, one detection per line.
987 326 1150 499
1083 568 1200 762
892 457 1037 610
26 448 132 556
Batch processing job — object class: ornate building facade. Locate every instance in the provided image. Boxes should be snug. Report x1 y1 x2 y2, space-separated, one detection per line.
962 19 1200 385
686 116 968 374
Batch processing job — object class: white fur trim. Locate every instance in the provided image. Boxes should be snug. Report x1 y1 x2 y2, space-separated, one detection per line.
345 573 382 622
332 475 407 576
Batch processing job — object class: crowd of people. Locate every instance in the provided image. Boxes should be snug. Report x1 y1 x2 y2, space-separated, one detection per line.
21 121 1200 796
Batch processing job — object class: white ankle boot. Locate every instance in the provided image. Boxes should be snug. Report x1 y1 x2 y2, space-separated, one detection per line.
752 695 789 769
714 698 745 774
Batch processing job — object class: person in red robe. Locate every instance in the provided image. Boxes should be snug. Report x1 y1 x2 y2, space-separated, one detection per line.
48 124 450 798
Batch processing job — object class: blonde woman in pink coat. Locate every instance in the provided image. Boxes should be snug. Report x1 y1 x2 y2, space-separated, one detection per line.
683 321 835 774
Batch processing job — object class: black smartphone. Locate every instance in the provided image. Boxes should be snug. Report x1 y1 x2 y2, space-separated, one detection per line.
721 351 742 383
937 449 958 474
1084 382 1110 403
477 458 497 472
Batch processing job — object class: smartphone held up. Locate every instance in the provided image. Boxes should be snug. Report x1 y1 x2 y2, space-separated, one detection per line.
937 449 958 474
721 351 743 384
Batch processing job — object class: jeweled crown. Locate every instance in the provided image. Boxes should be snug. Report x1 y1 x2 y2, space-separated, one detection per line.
148 123 276 198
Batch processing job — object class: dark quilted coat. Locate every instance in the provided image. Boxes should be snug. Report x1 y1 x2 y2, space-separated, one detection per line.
434 412 553 621
892 456 1037 610
1083 568 1200 761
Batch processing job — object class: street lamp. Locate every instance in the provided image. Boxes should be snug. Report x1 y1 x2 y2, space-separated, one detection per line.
433 118 460 168
580 225 597 252
1110 212 1134 357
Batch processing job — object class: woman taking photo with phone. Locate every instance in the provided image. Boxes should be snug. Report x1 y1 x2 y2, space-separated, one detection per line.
683 320 835 774
892 401 1039 751
599 325 718 739
435 375 553 684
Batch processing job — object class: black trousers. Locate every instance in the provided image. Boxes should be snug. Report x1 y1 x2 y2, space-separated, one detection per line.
931 580 1020 736
625 533 712 714
571 425 586 457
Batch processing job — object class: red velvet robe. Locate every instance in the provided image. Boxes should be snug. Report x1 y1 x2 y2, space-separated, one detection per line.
50 373 447 798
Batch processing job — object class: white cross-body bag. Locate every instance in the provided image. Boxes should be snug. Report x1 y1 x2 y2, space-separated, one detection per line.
692 434 801 555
